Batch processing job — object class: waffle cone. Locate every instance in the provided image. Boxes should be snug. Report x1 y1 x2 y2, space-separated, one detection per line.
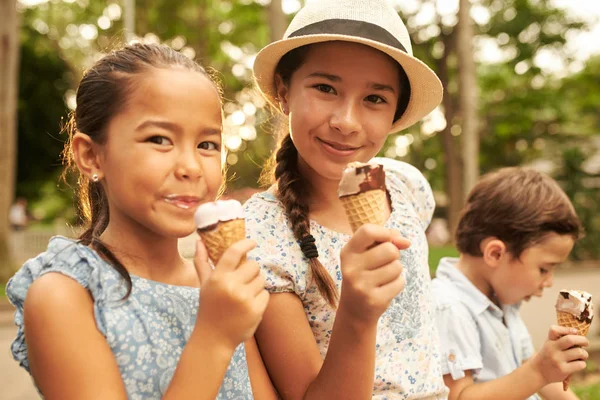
198 218 246 264
340 189 387 233
557 310 592 391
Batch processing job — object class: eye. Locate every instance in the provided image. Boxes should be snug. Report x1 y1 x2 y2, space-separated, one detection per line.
540 268 549 275
147 136 172 146
365 94 386 104
198 141 219 151
313 84 336 94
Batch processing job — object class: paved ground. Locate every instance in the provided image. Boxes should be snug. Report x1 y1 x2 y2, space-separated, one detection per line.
0 304 38 400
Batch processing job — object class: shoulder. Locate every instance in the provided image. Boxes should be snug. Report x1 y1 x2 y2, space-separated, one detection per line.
374 157 435 228
244 189 292 238
7 237 118 371
374 157 431 193
432 280 471 315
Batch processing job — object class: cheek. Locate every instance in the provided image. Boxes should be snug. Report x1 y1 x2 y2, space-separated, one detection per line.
203 158 223 193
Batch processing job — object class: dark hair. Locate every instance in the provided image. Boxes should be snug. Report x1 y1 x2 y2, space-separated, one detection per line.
455 167 583 259
62 42 219 298
260 43 411 307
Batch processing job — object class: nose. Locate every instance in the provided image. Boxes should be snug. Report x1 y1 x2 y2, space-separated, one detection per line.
543 272 554 288
175 149 204 180
329 99 361 135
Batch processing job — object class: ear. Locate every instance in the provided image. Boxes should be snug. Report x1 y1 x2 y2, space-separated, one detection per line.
71 133 103 181
274 74 290 115
481 237 507 268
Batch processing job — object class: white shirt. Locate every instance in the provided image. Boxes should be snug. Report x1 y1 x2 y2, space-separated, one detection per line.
432 257 540 400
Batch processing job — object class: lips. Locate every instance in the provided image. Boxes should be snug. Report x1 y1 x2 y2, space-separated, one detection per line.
317 138 362 157
164 195 202 210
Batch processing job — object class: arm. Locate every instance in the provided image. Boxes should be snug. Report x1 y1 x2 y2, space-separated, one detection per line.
444 326 589 400
539 382 580 400
245 337 279 400
24 273 128 400
25 239 269 400
24 273 238 400
255 225 409 400
255 292 379 400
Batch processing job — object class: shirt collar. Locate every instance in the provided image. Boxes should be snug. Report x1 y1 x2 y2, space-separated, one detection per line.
436 257 504 317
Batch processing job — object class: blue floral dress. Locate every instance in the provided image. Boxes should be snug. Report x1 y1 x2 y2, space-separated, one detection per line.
244 158 448 399
7 237 253 400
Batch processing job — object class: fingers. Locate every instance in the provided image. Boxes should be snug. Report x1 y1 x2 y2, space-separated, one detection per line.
548 325 581 340
216 239 257 272
368 260 403 287
390 234 411 250
563 346 589 363
235 260 263 284
376 274 406 301
348 224 404 253
363 242 402 270
194 238 213 286
557 334 590 350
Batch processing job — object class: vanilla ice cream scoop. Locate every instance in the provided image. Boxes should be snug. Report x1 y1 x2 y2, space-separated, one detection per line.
194 200 244 231
338 161 386 198
556 290 594 323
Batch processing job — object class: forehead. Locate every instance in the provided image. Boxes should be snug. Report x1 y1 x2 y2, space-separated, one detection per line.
297 41 400 82
126 67 222 123
523 233 575 261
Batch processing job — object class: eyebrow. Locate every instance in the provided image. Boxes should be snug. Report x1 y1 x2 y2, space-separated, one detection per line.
136 120 222 136
306 72 397 94
136 120 182 133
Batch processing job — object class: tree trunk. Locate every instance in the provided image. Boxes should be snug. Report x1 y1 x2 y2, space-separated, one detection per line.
437 27 463 239
457 0 479 197
0 0 19 281
268 0 286 42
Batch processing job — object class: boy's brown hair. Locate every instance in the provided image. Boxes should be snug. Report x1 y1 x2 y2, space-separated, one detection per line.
455 167 583 259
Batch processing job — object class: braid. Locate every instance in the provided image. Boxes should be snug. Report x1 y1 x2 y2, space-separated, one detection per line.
274 134 339 307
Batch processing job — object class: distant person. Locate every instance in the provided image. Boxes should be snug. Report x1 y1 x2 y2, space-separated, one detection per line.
9 197 28 231
432 167 588 400
6 43 275 399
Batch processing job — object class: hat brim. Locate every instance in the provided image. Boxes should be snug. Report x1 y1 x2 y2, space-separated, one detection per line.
253 34 443 134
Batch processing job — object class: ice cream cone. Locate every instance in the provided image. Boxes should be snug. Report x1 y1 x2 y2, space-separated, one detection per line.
338 162 387 233
340 189 387 232
555 290 594 391
195 200 246 265
199 218 246 264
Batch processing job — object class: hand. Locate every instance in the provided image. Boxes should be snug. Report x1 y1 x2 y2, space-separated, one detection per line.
338 224 410 324
530 325 589 385
194 238 270 349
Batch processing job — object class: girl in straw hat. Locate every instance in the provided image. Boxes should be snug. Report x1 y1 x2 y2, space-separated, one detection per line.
244 0 449 398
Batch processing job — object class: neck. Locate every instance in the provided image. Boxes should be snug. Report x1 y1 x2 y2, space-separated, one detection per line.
456 254 496 302
99 220 189 285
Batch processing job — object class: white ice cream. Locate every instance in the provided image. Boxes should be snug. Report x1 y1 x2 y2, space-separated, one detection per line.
194 200 244 230
556 289 594 318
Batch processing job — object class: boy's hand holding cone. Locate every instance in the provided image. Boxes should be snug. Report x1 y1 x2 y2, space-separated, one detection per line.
555 289 594 390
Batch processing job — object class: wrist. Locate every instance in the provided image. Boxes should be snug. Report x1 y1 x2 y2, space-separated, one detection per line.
191 320 238 359
523 355 547 389
335 302 378 335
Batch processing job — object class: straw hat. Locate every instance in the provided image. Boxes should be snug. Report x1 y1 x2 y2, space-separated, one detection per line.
253 0 443 133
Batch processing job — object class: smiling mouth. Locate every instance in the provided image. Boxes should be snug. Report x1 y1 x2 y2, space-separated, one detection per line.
164 195 201 210
318 138 362 152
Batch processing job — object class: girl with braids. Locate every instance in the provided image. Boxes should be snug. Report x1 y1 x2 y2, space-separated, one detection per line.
244 0 449 398
6 43 275 399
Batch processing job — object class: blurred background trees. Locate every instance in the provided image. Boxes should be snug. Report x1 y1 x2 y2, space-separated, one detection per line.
1 0 599 272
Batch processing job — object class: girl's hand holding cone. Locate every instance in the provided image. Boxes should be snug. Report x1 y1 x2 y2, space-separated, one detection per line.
193 238 270 350
338 224 410 324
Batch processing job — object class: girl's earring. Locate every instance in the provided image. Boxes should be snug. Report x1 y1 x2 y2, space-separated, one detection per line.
92 174 99 183
280 101 289 115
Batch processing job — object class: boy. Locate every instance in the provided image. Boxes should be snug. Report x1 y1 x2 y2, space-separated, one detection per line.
433 167 589 400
